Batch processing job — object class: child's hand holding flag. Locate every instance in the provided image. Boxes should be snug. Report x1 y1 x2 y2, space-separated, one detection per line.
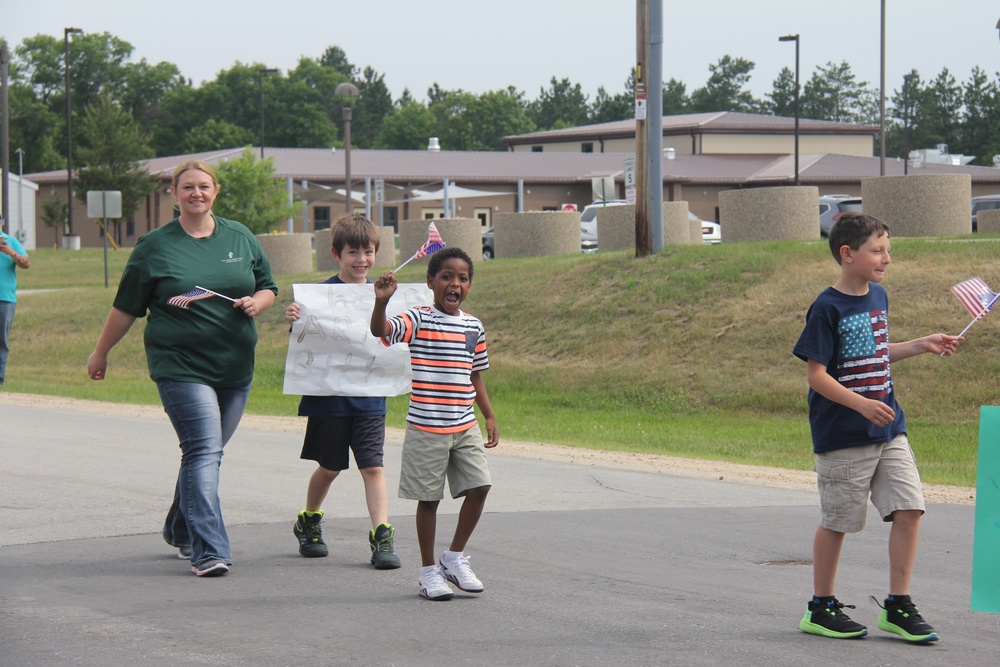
392 222 446 273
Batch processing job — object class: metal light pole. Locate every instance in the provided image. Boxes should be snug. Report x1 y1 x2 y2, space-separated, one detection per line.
902 73 916 175
779 34 800 185
258 68 278 158
64 27 83 238
879 0 886 176
15 147 24 239
335 82 360 214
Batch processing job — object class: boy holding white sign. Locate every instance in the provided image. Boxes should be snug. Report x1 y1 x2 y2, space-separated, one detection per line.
284 214 400 569
371 247 499 601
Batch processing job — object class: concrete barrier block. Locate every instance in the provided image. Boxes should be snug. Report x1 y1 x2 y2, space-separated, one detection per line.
597 206 634 252
862 174 972 236
978 209 1000 234
256 233 313 275
494 211 580 258
663 201 693 245
719 186 819 242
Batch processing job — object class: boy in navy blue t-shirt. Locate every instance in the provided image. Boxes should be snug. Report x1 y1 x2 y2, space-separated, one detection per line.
793 213 959 642
285 214 400 569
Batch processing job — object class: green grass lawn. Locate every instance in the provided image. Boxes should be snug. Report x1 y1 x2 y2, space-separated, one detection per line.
8 237 998 487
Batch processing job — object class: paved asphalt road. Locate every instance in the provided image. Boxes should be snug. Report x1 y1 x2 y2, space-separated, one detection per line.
1 398 997 666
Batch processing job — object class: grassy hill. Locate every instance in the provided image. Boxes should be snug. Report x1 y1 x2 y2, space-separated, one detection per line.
9 237 1000 486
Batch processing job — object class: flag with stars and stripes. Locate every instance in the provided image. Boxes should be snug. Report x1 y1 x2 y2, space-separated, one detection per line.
167 287 215 309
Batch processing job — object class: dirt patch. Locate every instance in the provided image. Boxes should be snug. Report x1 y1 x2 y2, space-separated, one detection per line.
2 392 974 504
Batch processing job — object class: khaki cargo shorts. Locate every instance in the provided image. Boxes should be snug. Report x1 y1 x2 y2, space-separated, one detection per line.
398 423 492 501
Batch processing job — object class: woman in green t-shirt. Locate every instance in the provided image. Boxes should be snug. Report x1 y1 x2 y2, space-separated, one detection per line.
87 160 278 578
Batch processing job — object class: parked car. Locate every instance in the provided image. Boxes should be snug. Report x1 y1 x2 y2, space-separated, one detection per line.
972 194 1000 232
482 226 495 260
819 194 863 237
700 215 721 244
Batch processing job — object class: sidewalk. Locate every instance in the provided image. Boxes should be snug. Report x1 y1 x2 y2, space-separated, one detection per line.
1 396 995 666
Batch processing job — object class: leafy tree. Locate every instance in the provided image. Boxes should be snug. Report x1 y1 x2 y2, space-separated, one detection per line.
429 87 534 151
961 67 1000 166
375 99 436 149
74 94 157 241
40 191 70 246
320 46 355 79
529 77 589 130
766 66 797 117
590 86 632 123
661 78 689 116
212 148 301 234
800 61 876 123
182 119 255 153
688 55 762 113
886 70 924 159
352 66 393 148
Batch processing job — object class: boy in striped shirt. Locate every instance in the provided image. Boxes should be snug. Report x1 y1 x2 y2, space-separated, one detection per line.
371 247 499 601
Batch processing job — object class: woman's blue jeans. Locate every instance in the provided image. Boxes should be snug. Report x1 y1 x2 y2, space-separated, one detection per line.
156 380 250 567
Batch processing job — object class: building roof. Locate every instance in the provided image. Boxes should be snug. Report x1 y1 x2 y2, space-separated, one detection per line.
23 146 1000 188
501 111 881 146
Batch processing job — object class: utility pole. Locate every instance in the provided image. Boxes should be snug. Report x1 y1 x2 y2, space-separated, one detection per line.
635 0 649 257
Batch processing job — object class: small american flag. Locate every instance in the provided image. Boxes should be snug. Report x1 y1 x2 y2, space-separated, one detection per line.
951 277 999 319
167 287 215 309
412 221 446 259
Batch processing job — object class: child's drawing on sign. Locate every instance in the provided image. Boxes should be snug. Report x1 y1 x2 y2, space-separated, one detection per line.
283 283 433 397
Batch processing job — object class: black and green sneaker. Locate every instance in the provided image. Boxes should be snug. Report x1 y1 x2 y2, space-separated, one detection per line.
799 597 868 639
293 510 328 558
369 523 401 570
875 595 939 643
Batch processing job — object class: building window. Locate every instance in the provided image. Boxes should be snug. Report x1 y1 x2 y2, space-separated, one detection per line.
474 207 492 229
126 220 135 237
314 206 331 231
532 145 543 153
382 206 399 232
422 208 445 219
581 142 594 153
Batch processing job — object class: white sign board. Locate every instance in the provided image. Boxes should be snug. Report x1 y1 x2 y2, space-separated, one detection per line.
374 178 384 204
86 191 122 218
283 283 433 397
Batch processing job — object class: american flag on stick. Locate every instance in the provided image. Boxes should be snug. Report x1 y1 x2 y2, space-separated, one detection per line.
949 277 1000 341
951 278 999 320
392 222 446 273
167 285 236 309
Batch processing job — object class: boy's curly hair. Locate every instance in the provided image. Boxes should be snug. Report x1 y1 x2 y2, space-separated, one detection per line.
427 247 474 282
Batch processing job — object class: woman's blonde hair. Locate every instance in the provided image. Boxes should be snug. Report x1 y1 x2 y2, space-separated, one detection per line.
170 160 220 192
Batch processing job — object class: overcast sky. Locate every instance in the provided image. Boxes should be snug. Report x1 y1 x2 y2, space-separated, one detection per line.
4 1 999 102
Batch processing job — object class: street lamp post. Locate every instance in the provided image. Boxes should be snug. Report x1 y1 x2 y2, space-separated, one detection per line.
258 68 278 158
778 34 800 186
15 147 24 239
64 27 82 238
335 82 360 214
902 73 917 175
879 0 886 176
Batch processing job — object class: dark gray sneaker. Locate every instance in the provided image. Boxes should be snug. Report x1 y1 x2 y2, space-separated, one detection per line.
293 511 329 558
369 523 401 569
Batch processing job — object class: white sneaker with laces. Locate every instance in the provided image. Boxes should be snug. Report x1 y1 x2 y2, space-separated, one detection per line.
418 565 454 601
439 552 484 593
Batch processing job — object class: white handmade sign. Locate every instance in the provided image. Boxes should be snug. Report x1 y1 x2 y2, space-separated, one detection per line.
282 283 433 396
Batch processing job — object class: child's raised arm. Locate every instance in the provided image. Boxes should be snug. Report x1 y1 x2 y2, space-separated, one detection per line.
370 272 397 338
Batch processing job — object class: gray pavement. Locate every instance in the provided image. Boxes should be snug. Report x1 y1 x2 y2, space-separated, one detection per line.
1 399 997 666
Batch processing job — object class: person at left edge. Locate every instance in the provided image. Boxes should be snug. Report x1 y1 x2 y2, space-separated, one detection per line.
0 228 31 387
87 159 277 578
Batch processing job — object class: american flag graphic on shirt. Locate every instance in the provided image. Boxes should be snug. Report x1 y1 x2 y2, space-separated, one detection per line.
836 309 891 399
